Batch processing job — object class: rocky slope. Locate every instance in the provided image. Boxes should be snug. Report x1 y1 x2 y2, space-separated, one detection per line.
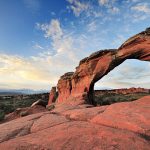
0 96 149 150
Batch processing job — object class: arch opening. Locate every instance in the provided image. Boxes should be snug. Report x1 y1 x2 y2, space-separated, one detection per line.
92 59 150 105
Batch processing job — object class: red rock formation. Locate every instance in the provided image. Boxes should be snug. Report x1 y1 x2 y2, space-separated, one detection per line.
95 87 150 95
55 28 150 104
57 72 74 103
48 86 57 105
114 87 150 94
0 96 150 149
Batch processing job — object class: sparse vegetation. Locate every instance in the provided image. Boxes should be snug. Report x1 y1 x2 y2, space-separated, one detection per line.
0 93 49 115
47 104 55 111
0 90 149 116
94 93 149 105
0 110 5 121
20 111 29 117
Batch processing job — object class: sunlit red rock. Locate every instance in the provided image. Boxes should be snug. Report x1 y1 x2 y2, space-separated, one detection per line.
91 96 150 136
48 86 57 105
56 28 150 104
0 96 150 150
57 72 74 103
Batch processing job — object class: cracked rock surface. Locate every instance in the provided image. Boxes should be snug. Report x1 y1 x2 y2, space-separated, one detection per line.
0 96 150 150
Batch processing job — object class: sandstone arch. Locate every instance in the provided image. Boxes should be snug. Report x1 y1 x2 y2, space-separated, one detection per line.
51 28 150 105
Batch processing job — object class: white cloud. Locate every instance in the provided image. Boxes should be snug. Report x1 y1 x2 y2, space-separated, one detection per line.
0 18 92 90
37 19 89 56
110 7 119 13
37 19 69 53
98 0 119 14
98 0 117 6
132 14 148 22
95 59 150 89
37 19 63 40
51 12 56 16
0 54 50 90
98 0 109 6
0 51 78 90
87 21 97 32
8 18 87 90
129 3 150 22
33 43 44 50
1 1 150 91
0 18 81 90
23 0 40 13
66 0 90 17
91 11 102 18
131 3 150 13
66 0 119 19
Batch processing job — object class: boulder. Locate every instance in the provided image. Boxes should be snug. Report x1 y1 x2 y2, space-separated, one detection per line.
31 99 47 107
3 105 46 123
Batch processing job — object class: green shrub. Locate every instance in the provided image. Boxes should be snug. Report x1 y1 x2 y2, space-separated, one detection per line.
0 103 15 114
46 104 55 111
20 111 29 117
0 110 5 121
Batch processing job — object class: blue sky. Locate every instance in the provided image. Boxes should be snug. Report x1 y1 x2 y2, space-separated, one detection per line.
0 0 150 90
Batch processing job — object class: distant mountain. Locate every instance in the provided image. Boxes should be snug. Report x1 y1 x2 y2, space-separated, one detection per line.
0 89 49 96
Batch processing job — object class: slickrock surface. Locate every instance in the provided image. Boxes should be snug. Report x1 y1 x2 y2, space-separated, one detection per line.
54 28 150 104
0 96 150 150
91 96 150 136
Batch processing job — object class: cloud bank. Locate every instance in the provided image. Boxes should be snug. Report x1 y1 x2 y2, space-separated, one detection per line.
0 0 150 90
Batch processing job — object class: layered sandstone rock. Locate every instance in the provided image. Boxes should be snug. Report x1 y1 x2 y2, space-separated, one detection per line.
0 96 150 150
55 28 150 104
57 72 74 103
48 86 57 105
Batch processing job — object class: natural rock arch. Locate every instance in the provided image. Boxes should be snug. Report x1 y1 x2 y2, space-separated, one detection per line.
94 59 149 90
49 28 150 105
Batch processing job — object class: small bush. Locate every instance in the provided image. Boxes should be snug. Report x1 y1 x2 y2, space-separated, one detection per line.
146 27 150 32
46 104 55 111
0 110 5 121
20 111 29 117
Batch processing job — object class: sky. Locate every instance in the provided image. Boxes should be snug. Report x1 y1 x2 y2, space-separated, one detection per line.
0 0 150 91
